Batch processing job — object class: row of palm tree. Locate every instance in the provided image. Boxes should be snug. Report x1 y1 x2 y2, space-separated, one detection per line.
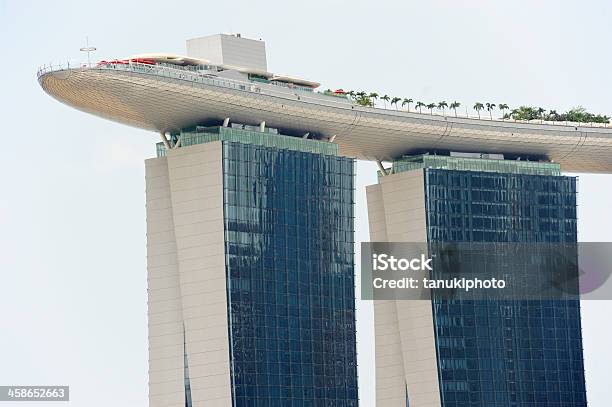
472 102 510 119
346 91 514 119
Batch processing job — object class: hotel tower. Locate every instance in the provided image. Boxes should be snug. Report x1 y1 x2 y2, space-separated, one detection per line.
367 155 585 406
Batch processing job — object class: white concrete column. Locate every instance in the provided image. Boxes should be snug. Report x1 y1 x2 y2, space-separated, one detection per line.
376 160 388 176
159 131 171 149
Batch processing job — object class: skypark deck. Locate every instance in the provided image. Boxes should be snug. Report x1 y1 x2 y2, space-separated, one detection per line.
38 61 612 173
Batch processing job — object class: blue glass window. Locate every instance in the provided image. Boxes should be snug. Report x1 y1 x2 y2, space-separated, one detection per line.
424 169 586 407
222 142 358 406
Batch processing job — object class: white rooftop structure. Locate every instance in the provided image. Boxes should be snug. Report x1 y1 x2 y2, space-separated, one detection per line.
186 33 267 71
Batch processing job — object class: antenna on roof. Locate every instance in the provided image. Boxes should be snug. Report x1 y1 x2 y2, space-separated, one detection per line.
80 36 97 67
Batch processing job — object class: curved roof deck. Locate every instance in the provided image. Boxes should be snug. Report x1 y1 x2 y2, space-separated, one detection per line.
38 61 612 173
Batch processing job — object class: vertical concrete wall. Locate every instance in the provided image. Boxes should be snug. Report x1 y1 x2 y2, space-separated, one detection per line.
146 141 232 407
146 156 185 407
366 170 442 407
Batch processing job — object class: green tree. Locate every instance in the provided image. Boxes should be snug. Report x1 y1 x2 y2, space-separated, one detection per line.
537 107 546 122
355 91 371 106
548 110 559 121
561 106 610 123
369 92 379 107
486 103 496 119
402 98 414 112
391 97 402 110
427 103 436 115
510 106 538 121
381 94 390 108
565 107 588 122
450 101 461 117
473 102 484 119
438 101 448 116
498 103 509 119
415 101 426 113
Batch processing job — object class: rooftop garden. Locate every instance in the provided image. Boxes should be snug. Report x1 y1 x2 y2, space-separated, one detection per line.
340 90 610 125
503 106 610 124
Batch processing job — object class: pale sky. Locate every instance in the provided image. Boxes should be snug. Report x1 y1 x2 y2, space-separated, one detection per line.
1 0 611 406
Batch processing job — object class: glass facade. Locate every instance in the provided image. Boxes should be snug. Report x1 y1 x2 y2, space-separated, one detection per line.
222 141 358 406
423 168 586 406
157 126 338 158
391 155 561 177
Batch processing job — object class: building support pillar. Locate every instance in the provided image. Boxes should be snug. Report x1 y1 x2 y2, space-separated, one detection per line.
377 160 389 176
160 131 172 150
260 121 266 132
223 117 230 127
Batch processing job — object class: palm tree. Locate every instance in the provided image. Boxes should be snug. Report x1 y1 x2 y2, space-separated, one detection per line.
415 101 426 114
427 103 436 115
473 102 484 119
450 101 461 117
438 101 448 116
381 94 390 108
354 91 369 107
498 103 509 119
549 109 559 121
485 103 496 119
369 92 379 107
537 107 546 122
391 97 402 110
510 108 519 120
347 90 356 99
402 98 413 112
